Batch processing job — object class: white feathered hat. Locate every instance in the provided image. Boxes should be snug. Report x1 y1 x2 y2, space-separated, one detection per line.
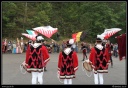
66 39 74 45
96 35 104 42
36 35 44 41
97 35 104 40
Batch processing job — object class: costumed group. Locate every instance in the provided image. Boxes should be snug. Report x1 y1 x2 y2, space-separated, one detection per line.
14 34 113 85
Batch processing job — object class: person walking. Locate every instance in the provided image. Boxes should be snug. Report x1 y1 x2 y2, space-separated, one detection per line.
16 38 22 54
12 41 17 54
42 40 50 71
22 35 50 84
56 32 60 41
53 42 57 53
81 42 88 61
89 37 110 84
113 43 118 58
3 38 8 53
106 40 113 68
20 37 24 53
2 40 5 53
57 39 78 84
61 41 67 51
7 41 12 53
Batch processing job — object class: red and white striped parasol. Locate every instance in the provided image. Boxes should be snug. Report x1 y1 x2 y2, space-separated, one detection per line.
21 33 36 41
100 28 122 39
32 25 58 38
26 30 38 36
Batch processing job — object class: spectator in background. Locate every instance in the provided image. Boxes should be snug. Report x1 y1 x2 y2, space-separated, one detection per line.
75 42 79 53
56 32 60 41
12 41 17 54
16 38 22 54
53 42 57 53
106 40 113 68
43 40 50 71
2 39 5 53
24 42 28 52
81 42 88 61
7 41 12 53
4 38 8 53
113 43 118 58
61 41 67 51
56 43 60 53
20 37 24 53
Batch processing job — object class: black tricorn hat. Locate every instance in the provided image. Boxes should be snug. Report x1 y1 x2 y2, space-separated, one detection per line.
96 38 102 42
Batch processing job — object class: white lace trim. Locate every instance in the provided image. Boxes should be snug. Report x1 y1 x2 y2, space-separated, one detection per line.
95 44 103 50
31 43 42 48
64 48 72 55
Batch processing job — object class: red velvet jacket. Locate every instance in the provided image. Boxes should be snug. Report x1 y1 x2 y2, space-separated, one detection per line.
89 45 110 73
25 43 50 72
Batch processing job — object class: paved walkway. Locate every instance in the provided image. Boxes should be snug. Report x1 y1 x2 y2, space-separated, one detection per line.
2 52 126 85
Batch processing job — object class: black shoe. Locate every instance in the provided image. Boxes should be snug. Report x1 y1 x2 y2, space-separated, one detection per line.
44 67 47 71
111 63 113 68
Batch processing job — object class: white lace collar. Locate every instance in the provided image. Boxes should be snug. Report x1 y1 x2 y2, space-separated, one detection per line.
95 44 103 50
64 48 72 55
31 43 42 48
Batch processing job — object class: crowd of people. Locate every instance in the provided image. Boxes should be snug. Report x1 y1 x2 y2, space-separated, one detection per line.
2 38 22 54
2 38 92 54
2 37 118 58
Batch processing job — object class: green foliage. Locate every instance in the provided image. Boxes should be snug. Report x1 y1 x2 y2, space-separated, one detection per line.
2 2 126 43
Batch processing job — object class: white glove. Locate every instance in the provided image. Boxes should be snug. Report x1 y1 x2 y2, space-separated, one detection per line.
22 61 28 66
58 71 60 74
85 59 89 63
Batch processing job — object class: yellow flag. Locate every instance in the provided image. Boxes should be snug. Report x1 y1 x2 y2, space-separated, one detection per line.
76 32 82 42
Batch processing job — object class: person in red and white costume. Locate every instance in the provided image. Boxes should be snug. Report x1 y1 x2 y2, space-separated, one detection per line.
58 39 78 84
89 36 110 84
22 35 50 84
105 40 113 68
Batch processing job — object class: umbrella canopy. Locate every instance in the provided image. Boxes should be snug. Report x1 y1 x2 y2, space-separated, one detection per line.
26 29 38 36
33 25 58 38
100 28 122 39
21 33 36 41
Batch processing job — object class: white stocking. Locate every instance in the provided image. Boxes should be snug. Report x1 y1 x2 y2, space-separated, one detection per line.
32 72 38 84
37 72 44 84
94 73 98 84
64 79 68 84
68 79 72 84
99 73 103 84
